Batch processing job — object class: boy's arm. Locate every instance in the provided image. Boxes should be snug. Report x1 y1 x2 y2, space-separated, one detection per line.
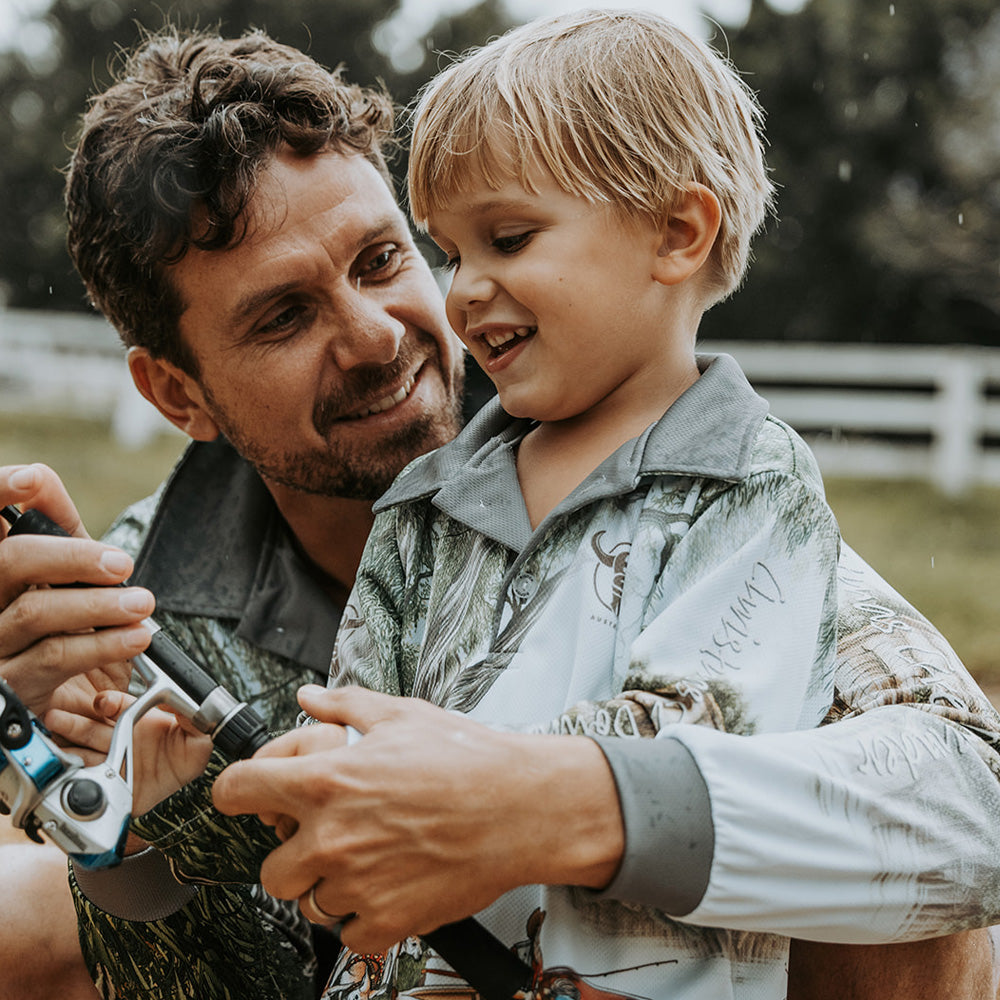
591 535 1000 940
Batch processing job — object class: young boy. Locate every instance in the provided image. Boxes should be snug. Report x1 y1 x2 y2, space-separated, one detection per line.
320 8 841 997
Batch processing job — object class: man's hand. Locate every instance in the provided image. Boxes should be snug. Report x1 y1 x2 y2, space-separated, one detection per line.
212 685 624 955
0 464 154 714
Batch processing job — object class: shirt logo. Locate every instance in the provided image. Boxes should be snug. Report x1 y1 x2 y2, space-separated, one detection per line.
591 530 630 616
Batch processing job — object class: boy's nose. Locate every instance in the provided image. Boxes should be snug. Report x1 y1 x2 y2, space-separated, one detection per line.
446 262 495 313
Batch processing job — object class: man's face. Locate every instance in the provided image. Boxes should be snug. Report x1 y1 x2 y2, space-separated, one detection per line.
168 149 464 499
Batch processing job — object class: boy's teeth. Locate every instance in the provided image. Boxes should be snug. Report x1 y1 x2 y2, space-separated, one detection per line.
350 377 415 418
483 327 535 348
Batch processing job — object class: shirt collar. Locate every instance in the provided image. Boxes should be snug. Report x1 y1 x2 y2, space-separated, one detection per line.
130 437 340 675
376 353 769 517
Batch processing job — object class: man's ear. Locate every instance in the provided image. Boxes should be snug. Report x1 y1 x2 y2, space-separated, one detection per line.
651 183 722 287
127 347 220 441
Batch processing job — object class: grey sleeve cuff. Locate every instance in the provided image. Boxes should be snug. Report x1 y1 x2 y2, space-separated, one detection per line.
72 847 198 921
587 735 714 916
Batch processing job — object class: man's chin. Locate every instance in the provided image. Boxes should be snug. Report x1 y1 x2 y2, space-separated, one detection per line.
252 415 460 500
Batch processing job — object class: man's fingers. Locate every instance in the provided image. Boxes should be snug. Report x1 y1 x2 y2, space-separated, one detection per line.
0 535 139 610
296 684 408 732
0 464 88 541
250 722 347 761
1 625 151 709
0 583 154 657
213 755 322 819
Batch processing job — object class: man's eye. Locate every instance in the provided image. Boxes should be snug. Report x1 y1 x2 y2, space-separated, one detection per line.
258 305 305 335
493 232 532 254
359 245 402 280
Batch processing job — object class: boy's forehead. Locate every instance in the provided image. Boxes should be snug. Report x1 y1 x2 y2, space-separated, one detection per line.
421 139 548 217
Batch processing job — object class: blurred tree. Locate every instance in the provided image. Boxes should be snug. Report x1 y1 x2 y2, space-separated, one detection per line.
0 0 512 312
701 0 1000 346
3 0 997 346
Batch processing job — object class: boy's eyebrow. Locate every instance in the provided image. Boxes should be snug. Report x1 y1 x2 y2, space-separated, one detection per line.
426 196 540 240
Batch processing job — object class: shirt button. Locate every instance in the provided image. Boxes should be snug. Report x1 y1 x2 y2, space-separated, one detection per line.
512 570 538 602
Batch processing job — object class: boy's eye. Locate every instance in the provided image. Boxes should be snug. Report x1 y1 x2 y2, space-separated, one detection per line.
440 254 460 272
493 232 532 254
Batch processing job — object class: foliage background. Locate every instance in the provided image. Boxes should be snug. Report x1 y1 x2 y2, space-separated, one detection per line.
0 0 998 346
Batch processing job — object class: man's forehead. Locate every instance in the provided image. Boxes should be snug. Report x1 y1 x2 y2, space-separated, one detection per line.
171 152 408 320
247 148 404 239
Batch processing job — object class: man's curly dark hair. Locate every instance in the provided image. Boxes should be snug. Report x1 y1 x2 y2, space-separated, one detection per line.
65 26 395 374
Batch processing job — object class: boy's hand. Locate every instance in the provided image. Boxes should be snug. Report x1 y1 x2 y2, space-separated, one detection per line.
0 464 154 715
44 691 213 817
212 685 624 955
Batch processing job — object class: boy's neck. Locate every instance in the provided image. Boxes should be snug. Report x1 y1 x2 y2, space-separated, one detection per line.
516 359 700 530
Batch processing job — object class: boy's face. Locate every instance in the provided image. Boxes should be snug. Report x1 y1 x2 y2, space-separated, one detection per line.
426 164 694 428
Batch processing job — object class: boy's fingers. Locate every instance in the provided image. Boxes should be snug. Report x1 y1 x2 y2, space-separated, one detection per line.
44 707 115 756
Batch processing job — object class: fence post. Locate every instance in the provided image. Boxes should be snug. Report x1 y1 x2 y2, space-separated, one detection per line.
933 352 982 496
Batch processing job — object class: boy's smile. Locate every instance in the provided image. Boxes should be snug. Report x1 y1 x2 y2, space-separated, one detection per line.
427 165 702 438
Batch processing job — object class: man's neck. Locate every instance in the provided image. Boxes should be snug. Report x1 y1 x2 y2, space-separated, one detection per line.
266 485 376 599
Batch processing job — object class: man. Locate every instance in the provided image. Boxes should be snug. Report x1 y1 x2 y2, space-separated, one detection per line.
0 25 997 1000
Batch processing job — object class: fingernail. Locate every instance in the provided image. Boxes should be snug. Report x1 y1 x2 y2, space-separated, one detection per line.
119 589 151 614
100 549 132 576
9 467 36 491
121 623 151 647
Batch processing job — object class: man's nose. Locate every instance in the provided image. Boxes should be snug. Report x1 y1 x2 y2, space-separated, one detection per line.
328 296 406 370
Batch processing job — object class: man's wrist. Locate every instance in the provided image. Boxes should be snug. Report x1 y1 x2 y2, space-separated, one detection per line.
515 733 625 889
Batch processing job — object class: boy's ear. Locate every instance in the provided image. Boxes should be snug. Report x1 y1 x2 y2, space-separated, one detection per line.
652 183 722 287
127 347 220 441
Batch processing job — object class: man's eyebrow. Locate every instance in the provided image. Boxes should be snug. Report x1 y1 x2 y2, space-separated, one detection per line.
228 216 406 325
230 280 301 327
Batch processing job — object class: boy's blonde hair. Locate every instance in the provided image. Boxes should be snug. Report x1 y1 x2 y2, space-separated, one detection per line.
408 8 774 304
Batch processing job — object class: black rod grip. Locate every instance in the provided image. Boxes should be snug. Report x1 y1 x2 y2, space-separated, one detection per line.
145 630 218 704
5 506 75 538
423 917 532 1000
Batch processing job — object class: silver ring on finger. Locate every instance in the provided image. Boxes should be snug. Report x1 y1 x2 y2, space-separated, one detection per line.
306 884 353 928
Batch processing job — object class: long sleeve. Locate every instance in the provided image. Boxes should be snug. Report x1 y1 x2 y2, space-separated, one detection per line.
593 543 1000 940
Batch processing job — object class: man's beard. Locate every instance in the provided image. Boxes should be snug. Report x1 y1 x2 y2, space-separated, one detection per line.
201 354 464 501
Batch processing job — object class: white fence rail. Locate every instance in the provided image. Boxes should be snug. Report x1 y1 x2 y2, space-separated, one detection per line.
0 308 178 448
2 310 999 495
711 340 1000 496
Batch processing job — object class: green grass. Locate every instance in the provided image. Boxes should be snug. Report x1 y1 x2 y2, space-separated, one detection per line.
0 412 186 537
825 478 1000 686
2 411 998 686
